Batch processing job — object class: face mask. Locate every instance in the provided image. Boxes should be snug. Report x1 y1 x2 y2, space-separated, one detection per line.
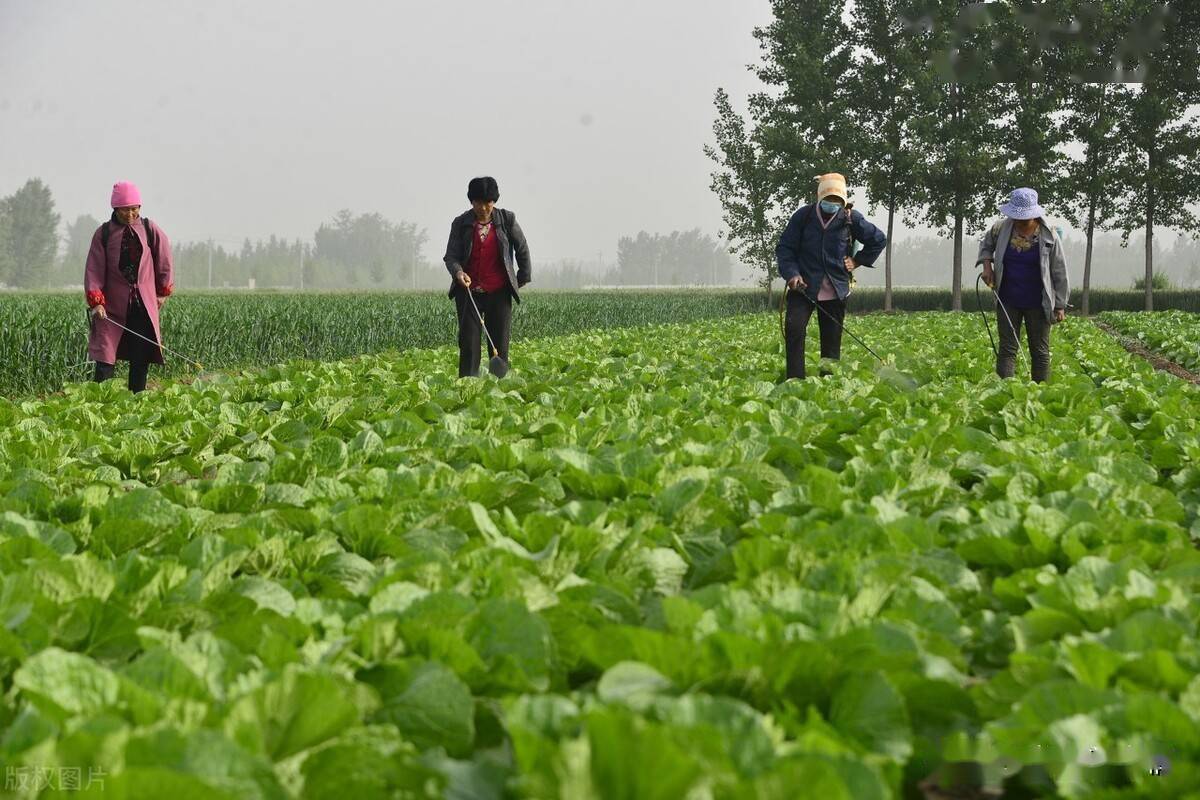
819 200 842 215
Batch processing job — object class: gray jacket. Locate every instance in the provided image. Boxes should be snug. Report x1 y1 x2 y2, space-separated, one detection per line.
975 218 1069 322
443 208 531 301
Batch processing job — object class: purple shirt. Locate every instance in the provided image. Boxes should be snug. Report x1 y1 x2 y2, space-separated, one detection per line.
999 231 1043 309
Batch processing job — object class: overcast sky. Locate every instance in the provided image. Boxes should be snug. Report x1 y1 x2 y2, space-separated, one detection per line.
0 0 785 263
3 0 1193 276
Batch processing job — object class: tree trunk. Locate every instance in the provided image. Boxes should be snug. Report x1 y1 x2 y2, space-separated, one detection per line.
952 212 963 311
1144 212 1154 312
1146 149 1155 312
885 197 895 312
950 83 964 312
760 231 774 308
1083 200 1096 316
1081 84 1106 318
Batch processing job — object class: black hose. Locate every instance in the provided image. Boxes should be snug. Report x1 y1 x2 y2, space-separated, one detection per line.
976 274 999 358
782 285 884 363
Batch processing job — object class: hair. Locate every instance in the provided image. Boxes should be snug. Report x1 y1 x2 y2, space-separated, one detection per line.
467 176 500 203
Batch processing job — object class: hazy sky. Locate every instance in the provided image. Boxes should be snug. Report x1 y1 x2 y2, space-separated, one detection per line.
1 0 781 263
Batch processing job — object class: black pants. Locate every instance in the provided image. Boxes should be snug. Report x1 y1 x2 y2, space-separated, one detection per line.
94 294 158 393
94 360 150 393
997 305 1052 382
785 292 845 379
455 288 512 377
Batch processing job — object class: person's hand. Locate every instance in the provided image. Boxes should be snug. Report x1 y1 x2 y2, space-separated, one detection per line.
455 270 472 288
157 295 168 311
1054 308 1066 324
787 276 807 291
90 305 107 321
844 256 858 272
982 261 995 288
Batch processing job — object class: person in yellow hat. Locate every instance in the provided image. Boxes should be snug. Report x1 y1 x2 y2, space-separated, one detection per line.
776 173 887 379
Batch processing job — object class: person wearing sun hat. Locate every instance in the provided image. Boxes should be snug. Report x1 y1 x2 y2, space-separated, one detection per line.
84 181 175 393
776 172 887 379
976 187 1070 383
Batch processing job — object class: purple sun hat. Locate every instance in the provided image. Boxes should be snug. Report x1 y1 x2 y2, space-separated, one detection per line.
999 187 1046 220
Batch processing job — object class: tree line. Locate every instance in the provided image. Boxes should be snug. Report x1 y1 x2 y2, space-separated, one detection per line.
845 231 1200 290
0 179 431 291
707 0 1200 312
608 230 734 286
0 178 740 291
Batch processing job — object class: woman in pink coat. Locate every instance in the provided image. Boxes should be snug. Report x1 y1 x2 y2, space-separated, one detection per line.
84 181 174 393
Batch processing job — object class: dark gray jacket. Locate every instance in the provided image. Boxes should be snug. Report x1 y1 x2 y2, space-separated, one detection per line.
443 209 531 301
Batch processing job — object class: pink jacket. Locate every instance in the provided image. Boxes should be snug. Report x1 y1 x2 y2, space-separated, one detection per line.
84 218 174 364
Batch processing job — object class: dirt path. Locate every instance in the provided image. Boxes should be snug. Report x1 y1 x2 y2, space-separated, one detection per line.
1094 320 1200 385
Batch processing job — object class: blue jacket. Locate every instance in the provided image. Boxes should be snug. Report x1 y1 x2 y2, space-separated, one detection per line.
776 205 887 302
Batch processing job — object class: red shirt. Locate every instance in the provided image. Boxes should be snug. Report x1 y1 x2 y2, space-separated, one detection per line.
466 221 509 293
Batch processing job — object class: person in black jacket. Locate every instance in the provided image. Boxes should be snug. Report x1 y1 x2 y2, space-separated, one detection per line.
443 177 532 377
776 172 887 379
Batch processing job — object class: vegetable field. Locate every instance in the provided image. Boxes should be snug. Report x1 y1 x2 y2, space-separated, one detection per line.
0 312 1198 798
1101 311 1200 372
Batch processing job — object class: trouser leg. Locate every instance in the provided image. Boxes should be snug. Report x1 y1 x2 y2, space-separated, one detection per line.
1025 309 1052 383
784 291 815 380
128 361 150 393
996 303 1022 379
482 291 513 362
455 290 483 377
816 298 846 360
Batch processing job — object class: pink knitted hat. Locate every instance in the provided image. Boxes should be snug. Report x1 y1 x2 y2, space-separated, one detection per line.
110 181 142 208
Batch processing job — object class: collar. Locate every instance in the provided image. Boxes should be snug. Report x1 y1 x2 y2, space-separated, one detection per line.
812 204 848 227
459 209 500 225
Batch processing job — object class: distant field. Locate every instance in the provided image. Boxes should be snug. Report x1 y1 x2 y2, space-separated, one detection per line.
0 291 767 396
